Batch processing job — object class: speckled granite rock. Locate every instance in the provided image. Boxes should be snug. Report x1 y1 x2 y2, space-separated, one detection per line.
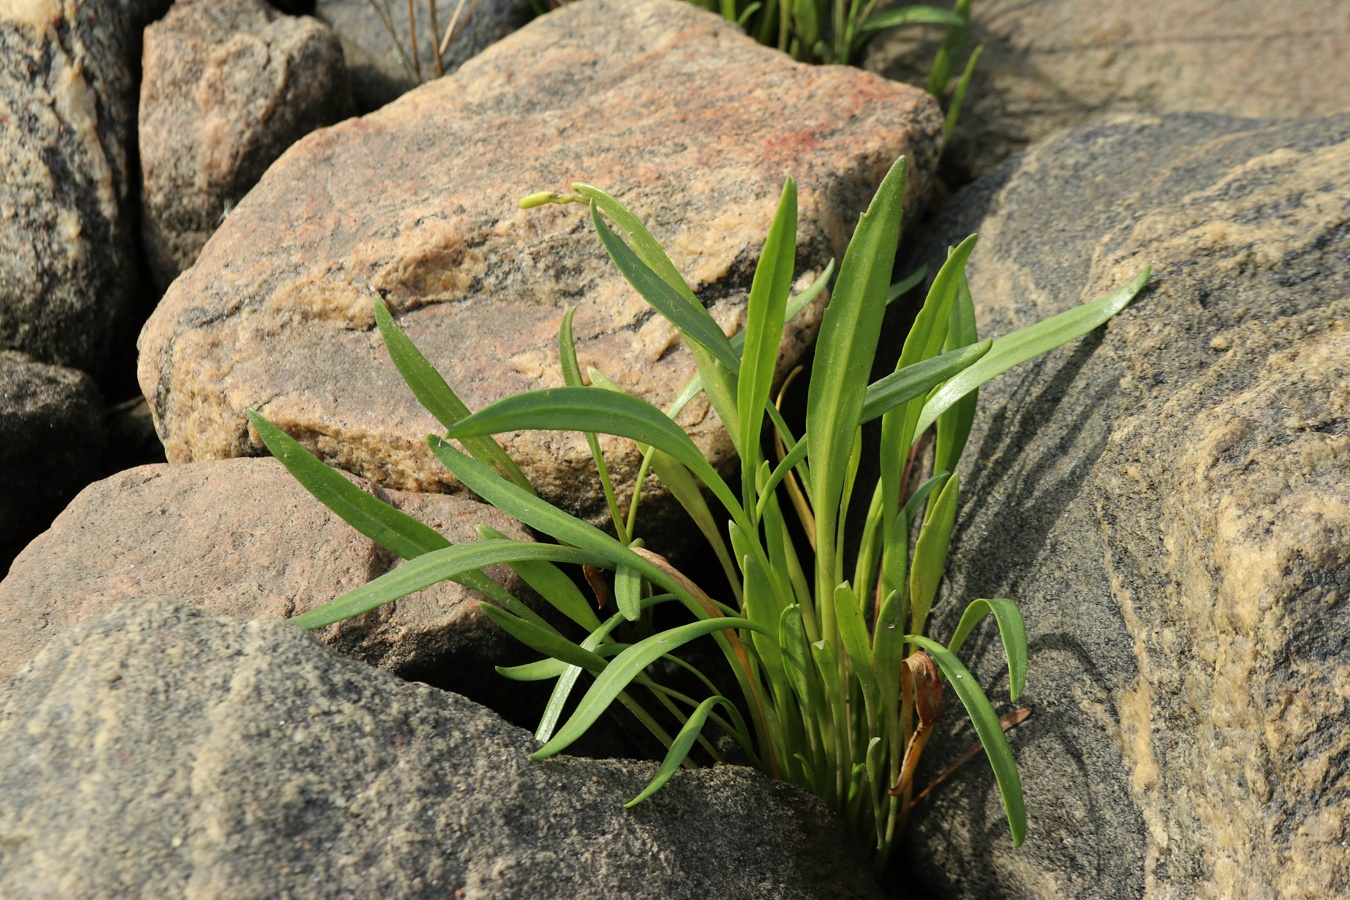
0 458 542 705
0 351 106 552
894 113 1349 899
138 0 943 540
0 0 171 372
866 0 1350 183
0 599 881 899
139 0 352 290
318 0 532 113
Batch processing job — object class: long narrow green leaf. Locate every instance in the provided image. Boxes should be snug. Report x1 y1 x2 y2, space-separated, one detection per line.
558 306 628 540
859 339 990 425
428 438 720 626
496 642 625 681
932 269 980 477
947 598 1028 702
858 6 963 35
475 524 602 632
625 695 739 807
480 603 610 673
533 616 762 758
905 634 1026 847
907 472 960 637
248 409 448 561
576 186 742 449
738 177 798 498
614 560 643 622
448 386 745 525
590 205 741 374
914 267 1151 437
372 298 533 492
887 264 928 304
834 582 878 717
289 540 600 629
807 155 908 604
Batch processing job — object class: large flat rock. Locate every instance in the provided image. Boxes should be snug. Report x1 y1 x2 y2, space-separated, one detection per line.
0 599 881 898
866 0 1350 182
138 0 943 536
0 458 539 702
894 112 1349 898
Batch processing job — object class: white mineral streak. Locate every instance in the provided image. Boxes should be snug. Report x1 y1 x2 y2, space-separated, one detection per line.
51 46 118 223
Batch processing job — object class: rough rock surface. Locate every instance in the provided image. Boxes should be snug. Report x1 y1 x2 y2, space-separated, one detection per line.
139 0 353 291
0 0 171 372
0 351 106 552
0 599 881 898
0 458 541 703
318 0 532 113
138 0 944 538
895 113 1349 898
866 0 1350 182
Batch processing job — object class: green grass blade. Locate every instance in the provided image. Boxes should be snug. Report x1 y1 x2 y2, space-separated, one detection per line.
475 524 603 632
372 298 533 492
290 540 600 629
570 184 694 300
926 0 972 98
497 643 626 681
887 264 928 304
947 599 1028 702
858 5 963 35
615 561 643 622
558 306 628 541
428 438 719 624
907 472 959 637
899 470 950 526
533 617 762 758
914 267 1151 437
807 155 908 600
905 634 1027 846
738 177 798 498
625 695 737 807
943 43 983 142
248 409 450 560
480 603 610 673
590 205 740 374
448 386 745 525
537 594 671 742
859 339 990 425
834 582 878 714
932 270 980 477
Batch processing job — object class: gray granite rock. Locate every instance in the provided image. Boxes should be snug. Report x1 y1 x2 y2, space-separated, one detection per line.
893 113 1349 899
0 350 105 551
138 0 943 542
0 599 881 898
139 0 353 291
866 0 1350 184
0 0 171 373
0 458 541 705
318 0 533 113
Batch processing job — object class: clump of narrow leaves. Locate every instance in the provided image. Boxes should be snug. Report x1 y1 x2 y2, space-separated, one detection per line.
249 157 1148 869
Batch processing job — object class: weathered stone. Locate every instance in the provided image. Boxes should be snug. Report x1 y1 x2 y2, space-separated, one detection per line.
138 0 944 540
0 458 542 704
139 0 353 291
0 0 171 372
0 599 882 898
318 0 532 113
893 113 1349 898
866 0 1350 183
0 350 105 551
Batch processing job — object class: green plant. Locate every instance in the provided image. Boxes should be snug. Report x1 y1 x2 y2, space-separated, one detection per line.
367 0 478 84
248 157 1148 869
